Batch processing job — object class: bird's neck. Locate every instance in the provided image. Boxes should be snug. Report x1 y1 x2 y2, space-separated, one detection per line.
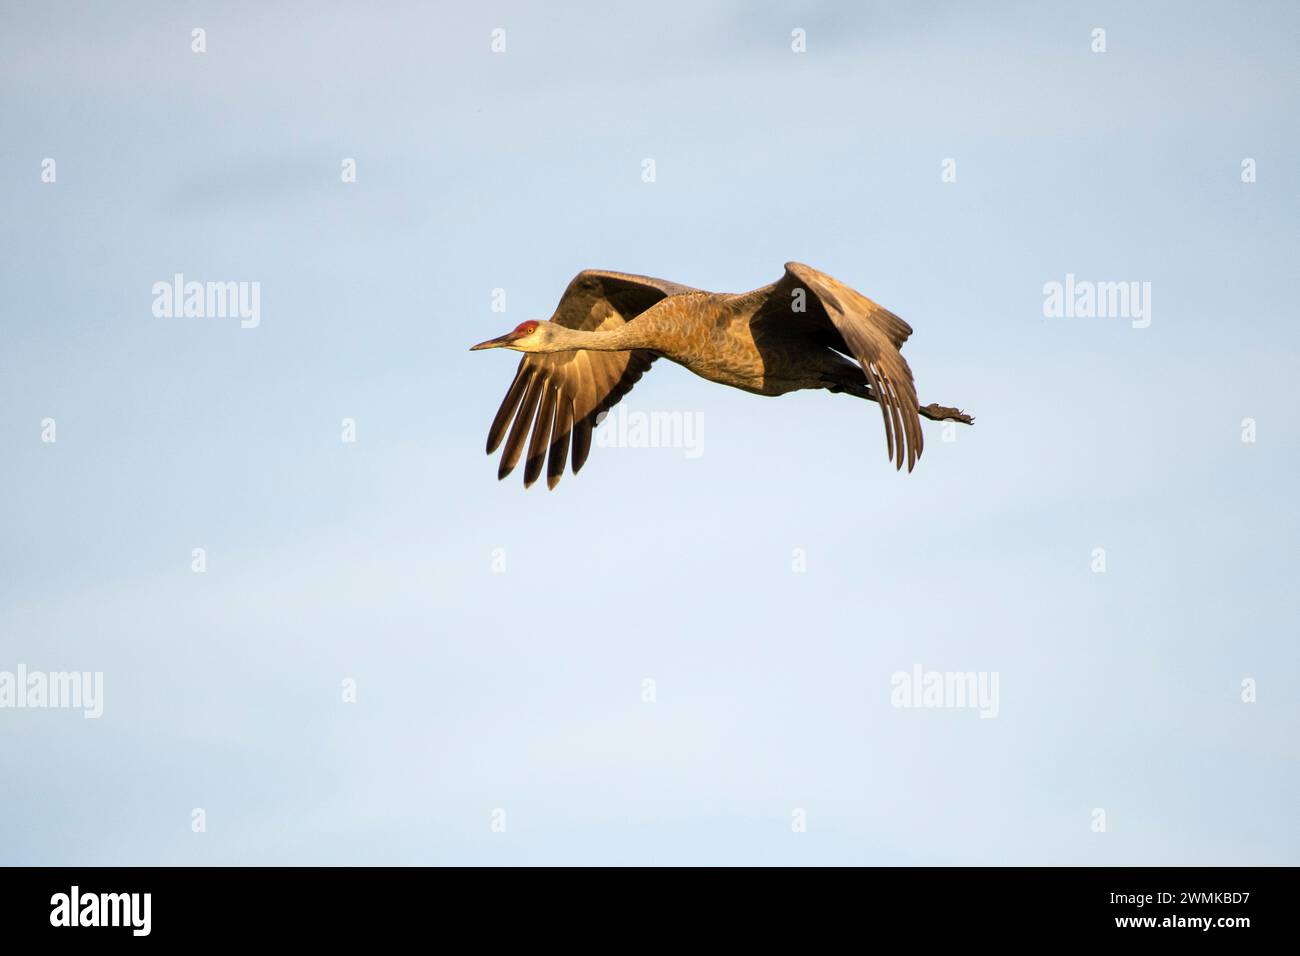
552 317 656 352
544 297 705 354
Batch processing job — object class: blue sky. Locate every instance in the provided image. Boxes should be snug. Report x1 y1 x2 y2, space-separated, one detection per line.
1 0 1297 864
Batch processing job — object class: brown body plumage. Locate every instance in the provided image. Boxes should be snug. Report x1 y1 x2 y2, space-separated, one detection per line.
470 263 973 488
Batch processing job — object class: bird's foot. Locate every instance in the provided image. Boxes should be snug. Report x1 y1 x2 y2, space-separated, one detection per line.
920 403 974 424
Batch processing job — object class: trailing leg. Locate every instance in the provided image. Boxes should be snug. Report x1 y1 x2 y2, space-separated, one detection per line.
826 377 974 425
919 403 974 424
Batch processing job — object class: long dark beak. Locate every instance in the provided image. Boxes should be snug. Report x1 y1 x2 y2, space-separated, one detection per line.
469 333 513 351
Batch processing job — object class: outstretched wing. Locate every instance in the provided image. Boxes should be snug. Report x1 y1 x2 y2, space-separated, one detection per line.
486 270 697 489
776 261 923 471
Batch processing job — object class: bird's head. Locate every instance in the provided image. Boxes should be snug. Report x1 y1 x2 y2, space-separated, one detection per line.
469 320 566 353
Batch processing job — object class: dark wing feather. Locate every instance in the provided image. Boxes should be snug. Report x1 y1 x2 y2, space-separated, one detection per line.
778 261 924 472
485 270 696 488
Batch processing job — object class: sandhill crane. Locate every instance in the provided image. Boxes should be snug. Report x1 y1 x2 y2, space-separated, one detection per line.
471 262 973 488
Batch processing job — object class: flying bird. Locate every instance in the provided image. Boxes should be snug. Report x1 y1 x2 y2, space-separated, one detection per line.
471 263 973 488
